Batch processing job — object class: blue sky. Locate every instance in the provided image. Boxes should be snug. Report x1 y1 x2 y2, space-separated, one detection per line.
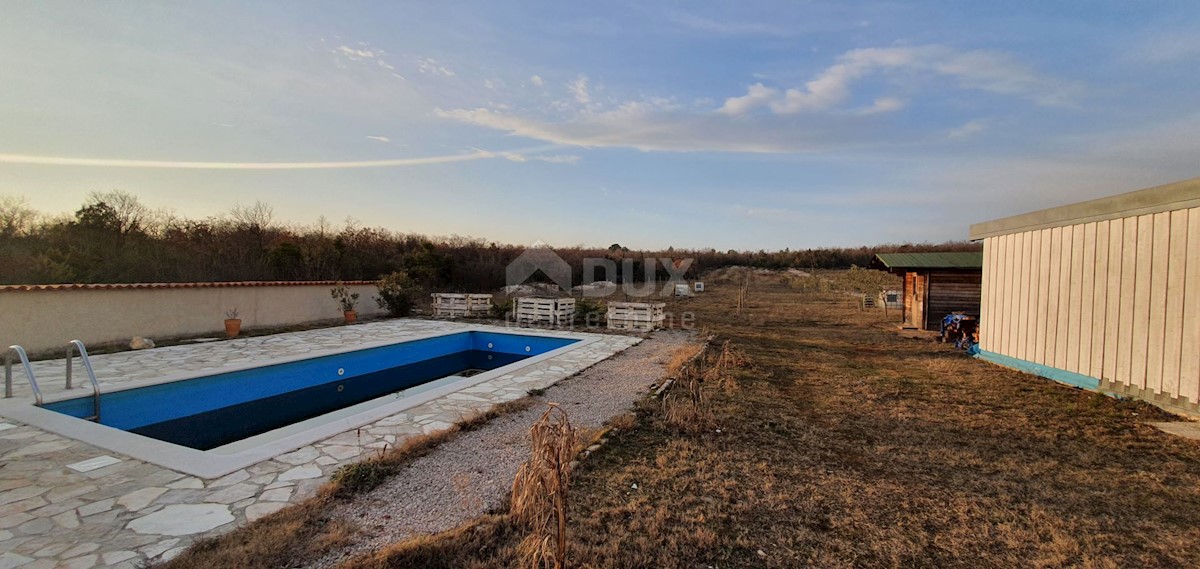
2 1 1198 249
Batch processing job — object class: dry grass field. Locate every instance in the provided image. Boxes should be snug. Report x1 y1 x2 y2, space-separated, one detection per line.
167 272 1200 568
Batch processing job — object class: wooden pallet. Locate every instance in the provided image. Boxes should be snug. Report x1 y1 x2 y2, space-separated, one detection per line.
515 297 576 325
607 301 666 331
432 293 492 318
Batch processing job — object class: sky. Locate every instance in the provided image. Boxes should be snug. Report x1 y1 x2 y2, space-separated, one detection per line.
2 1 1198 250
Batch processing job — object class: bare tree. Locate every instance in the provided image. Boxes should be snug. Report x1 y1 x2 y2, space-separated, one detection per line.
0 195 36 238
84 189 149 238
230 201 274 231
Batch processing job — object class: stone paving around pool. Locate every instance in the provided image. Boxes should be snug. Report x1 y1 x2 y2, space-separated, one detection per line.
0 319 639 568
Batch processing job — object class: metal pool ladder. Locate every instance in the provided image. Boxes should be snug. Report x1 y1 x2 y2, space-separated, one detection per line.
3 341 102 422
66 340 102 422
4 344 42 404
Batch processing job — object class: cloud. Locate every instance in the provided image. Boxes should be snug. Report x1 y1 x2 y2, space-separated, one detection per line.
667 12 795 37
719 45 1078 116
496 151 580 164
433 45 1077 154
531 154 580 164
334 45 379 60
1126 30 1200 63
568 75 591 104
0 150 500 169
366 135 390 143
858 97 906 115
416 57 455 76
530 75 545 87
435 105 876 153
717 83 779 115
947 120 987 139
921 113 1200 220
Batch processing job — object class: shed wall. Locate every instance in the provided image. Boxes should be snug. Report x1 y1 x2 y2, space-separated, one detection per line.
925 270 982 329
980 206 1200 403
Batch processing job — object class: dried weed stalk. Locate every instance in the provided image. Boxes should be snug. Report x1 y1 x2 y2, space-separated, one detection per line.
511 403 577 569
664 340 748 431
703 340 748 391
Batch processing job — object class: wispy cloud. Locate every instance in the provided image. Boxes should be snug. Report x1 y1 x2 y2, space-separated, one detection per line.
0 151 497 170
666 12 795 37
416 57 455 76
947 119 987 139
568 75 591 104
366 135 390 143
857 97 906 115
720 45 1078 116
436 45 1073 153
334 45 380 60
435 104 869 153
717 83 779 116
1126 30 1200 63
497 151 580 164
531 154 580 164
530 75 545 87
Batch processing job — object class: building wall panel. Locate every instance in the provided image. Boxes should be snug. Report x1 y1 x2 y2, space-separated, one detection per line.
1054 226 1074 371
1026 229 1043 363
1067 224 1085 374
1181 208 1200 403
1035 228 1052 366
1162 209 1188 398
1104 219 1125 383
1045 228 1062 368
1115 217 1138 387
1090 220 1109 379
980 204 1200 404
1131 214 1154 390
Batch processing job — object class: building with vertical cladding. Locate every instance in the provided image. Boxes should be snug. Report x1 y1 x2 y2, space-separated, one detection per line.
969 177 1200 414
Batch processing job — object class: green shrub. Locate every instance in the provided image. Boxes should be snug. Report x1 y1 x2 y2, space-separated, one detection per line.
490 298 513 319
375 271 417 316
575 297 606 326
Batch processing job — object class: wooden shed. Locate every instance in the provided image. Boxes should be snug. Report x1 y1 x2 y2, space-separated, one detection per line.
970 177 1200 415
871 252 983 331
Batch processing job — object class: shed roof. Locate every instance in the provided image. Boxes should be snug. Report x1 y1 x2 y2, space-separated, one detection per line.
969 176 1200 240
872 252 983 270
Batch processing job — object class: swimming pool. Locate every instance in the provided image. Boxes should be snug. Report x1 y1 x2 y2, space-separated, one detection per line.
43 331 576 450
0 328 594 477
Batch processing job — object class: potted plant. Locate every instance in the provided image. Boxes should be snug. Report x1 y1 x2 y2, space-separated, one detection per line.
224 308 242 338
331 283 360 323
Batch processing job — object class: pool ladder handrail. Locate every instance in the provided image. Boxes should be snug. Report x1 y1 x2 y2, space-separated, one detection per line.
4 345 42 405
66 340 101 422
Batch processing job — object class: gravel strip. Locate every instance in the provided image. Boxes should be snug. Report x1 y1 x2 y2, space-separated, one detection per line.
309 330 692 568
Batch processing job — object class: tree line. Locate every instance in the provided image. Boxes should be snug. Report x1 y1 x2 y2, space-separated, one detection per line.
0 191 980 288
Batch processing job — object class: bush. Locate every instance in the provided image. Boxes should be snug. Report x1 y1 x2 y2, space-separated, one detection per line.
490 298 513 319
375 271 417 316
574 297 606 326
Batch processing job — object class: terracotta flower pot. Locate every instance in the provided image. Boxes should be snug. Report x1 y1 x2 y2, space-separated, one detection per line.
224 318 242 338
344 310 357 323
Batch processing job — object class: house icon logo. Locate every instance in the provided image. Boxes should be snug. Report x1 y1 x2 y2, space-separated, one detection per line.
506 241 573 294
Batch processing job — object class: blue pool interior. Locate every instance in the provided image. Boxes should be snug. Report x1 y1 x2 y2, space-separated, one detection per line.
43 331 578 450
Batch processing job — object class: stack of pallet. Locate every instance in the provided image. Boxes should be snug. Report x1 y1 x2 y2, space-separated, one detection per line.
432 293 492 318
515 297 576 325
606 301 666 332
